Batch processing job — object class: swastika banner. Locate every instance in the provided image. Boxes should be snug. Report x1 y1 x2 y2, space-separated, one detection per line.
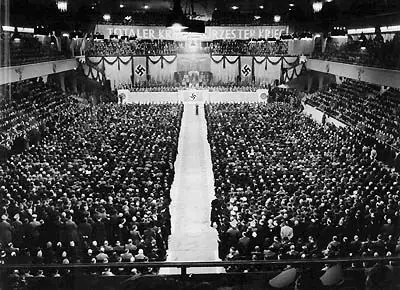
241 56 253 81
132 56 147 83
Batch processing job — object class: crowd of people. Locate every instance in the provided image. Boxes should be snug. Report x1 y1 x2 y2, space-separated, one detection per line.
0 79 70 157
85 40 179 57
0 80 183 276
83 39 291 57
206 102 400 268
209 40 289 55
1 35 65 67
315 32 400 70
306 79 400 153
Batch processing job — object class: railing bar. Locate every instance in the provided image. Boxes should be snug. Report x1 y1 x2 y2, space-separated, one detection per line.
0 256 398 270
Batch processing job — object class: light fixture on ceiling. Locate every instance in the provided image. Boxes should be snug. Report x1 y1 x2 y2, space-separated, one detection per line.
103 14 111 22
120 4 124 8
289 3 295 7
259 5 264 9
144 5 149 9
232 6 239 10
254 15 261 20
274 15 281 23
168 23 188 31
57 0 68 12
312 1 323 13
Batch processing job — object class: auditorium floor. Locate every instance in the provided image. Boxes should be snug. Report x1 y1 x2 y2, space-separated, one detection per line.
160 103 224 275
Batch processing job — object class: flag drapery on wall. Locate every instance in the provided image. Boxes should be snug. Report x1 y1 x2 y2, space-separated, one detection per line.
87 55 178 88
148 55 178 83
86 55 301 88
210 55 240 83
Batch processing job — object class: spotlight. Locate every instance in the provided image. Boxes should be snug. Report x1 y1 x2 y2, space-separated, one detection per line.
274 15 281 23
312 1 323 13
103 14 111 21
259 5 264 9
144 5 149 9
232 6 239 10
120 4 124 8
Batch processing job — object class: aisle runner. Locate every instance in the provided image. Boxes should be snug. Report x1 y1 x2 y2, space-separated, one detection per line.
160 103 224 274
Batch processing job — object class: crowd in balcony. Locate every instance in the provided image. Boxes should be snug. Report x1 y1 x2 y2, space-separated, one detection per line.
85 40 179 57
206 101 400 269
0 79 70 157
314 32 400 70
209 40 289 55
306 79 400 152
84 38 290 57
0 81 183 276
0 33 66 67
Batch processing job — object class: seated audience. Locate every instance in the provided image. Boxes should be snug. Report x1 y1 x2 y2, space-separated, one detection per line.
206 102 400 271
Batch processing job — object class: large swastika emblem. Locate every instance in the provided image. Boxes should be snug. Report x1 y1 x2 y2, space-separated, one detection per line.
190 93 197 100
241 64 251 77
135 64 146 76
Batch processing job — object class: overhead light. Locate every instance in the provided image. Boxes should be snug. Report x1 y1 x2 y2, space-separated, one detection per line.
312 1 323 13
259 5 264 9
381 25 400 33
57 0 68 12
103 14 111 21
361 46 366 50
120 4 124 8
144 4 149 9
326 0 333 2
168 23 188 31
348 27 375 34
62 33 69 37
125 16 132 21
254 15 261 20
274 15 281 23
232 6 239 10
289 3 295 6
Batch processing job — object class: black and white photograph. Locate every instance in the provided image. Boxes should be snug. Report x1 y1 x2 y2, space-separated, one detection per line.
0 0 400 289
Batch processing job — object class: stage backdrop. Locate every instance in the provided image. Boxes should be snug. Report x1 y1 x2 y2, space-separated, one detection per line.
87 55 302 88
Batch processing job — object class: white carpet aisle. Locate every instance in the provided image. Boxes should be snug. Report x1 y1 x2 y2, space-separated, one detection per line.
160 103 224 275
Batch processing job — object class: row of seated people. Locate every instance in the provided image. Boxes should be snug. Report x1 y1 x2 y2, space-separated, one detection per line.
84 39 289 56
209 40 289 55
1 35 65 67
206 102 400 268
315 32 400 70
116 82 267 92
0 95 183 269
85 40 179 57
306 79 400 152
0 79 70 153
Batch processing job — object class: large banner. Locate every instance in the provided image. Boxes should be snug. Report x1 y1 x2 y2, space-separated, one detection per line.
95 24 289 40
95 24 182 40
205 26 289 40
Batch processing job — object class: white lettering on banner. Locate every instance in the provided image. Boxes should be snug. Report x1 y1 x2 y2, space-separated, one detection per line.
95 24 289 40
149 29 155 39
142 29 148 39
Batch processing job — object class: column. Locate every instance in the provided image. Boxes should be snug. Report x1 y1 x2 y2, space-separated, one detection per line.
307 74 313 92
318 74 324 90
59 72 66 92
72 75 78 93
